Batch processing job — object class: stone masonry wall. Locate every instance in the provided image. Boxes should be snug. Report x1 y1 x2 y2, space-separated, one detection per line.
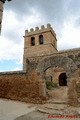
0 71 46 103
26 48 80 79
23 24 57 71
27 48 80 67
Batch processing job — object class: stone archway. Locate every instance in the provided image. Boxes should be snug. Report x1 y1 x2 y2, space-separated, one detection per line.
44 67 54 82
59 73 67 86
44 66 66 84
36 55 77 80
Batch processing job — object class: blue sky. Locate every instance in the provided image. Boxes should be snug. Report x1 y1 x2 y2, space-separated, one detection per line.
0 60 22 72
0 0 80 72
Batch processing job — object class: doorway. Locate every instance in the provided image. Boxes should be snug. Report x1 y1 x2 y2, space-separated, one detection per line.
59 73 67 86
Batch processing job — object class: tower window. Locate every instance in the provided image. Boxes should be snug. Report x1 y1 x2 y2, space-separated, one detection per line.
31 37 35 46
39 35 43 44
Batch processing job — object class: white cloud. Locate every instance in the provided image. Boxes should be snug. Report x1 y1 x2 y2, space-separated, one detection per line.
2 10 19 32
21 8 45 31
0 36 23 61
0 8 43 63
58 16 80 50
1 9 80 61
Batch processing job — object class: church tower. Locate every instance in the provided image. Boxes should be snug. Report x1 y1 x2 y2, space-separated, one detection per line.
23 24 57 71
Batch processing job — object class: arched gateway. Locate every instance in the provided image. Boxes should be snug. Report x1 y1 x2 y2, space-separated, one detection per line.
36 55 77 82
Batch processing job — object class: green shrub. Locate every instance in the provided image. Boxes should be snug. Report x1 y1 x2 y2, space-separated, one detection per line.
46 81 58 90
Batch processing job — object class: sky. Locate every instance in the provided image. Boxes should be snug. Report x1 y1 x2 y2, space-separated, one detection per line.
0 0 80 72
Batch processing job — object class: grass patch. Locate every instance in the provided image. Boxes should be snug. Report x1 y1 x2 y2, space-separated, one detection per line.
46 81 58 90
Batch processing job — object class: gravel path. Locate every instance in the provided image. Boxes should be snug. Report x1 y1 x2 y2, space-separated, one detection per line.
0 99 36 120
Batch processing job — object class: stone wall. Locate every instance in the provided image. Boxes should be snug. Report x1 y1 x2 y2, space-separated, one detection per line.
0 71 46 103
27 56 77 79
26 48 80 80
67 69 80 106
76 78 80 99
68 78 78 106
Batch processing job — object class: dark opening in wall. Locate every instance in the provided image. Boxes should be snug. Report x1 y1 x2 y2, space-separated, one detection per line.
59 73 67 86
39 35 43 44
31 37 35 46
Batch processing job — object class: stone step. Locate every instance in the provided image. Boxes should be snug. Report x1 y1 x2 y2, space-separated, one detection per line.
36 106 63 115
46 100 67 104
36 106 79 117
43 103 67 110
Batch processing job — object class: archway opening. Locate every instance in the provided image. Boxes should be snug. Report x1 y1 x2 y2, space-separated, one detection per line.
59 73 67 86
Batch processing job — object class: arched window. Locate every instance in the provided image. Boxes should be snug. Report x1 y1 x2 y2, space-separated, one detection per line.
31 37 35 46
39 35 43 44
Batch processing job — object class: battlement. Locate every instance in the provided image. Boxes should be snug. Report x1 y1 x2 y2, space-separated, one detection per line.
25 24 56 37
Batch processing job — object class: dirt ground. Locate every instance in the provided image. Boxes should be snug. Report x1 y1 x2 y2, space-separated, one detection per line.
15 102 80 120
15 87 80 120
0 86 80 120
0 99 36 120
15 111 80 120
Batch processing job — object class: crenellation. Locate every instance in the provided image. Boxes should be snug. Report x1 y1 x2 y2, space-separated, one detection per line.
25 29 28 36
24 24 56 37
35 26 39 30
30 28 34 32
41 25 45 29
47 23 51 28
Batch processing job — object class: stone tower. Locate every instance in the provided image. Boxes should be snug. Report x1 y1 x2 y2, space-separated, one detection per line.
0 0 12 34
23 24 57 71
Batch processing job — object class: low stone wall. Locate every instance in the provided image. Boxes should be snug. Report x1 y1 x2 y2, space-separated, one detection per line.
68 76 80 107
68 78 78 107
0 70 47 103
0 71 26 82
